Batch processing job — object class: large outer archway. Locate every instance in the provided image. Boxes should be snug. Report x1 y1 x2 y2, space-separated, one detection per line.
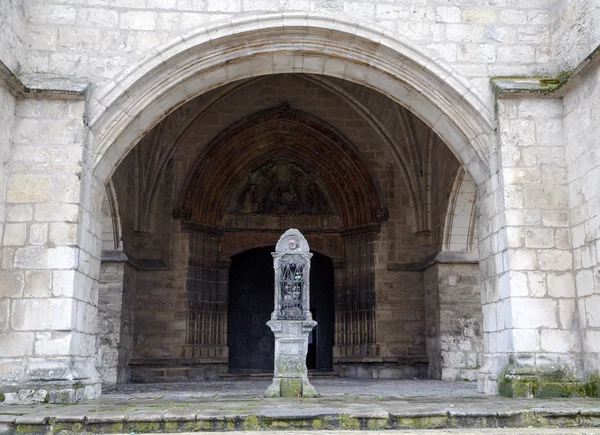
92 13 496 392
89 13 493 187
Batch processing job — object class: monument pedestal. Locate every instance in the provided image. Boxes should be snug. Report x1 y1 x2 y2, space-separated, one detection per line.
265 319 318 398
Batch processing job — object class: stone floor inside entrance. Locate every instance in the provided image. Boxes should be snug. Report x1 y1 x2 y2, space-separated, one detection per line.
2 380 600 433
105 379 482 399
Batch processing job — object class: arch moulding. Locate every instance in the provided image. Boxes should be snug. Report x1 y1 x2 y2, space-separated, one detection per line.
89 13 494 188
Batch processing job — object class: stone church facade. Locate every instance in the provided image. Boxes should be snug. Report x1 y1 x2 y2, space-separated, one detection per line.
0 0 598 402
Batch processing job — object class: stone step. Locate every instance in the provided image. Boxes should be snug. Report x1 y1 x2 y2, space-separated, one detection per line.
2 405 600 434
219 371 338 380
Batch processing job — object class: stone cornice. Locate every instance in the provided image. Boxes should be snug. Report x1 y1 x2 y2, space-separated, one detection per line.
100 249 129 262
0 59 89 100
388 250 479 272
0 60 26 97
492 44 600 98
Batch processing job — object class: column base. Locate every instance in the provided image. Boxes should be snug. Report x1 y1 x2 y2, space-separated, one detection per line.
498 362 598 398
265 319 317 398
264 376 318 398
0 357 101 404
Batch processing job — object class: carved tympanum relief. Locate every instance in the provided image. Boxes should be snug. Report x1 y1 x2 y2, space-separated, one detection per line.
230 160 338 215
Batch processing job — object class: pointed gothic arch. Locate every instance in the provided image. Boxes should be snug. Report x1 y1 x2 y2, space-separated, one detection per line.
88 13 493 189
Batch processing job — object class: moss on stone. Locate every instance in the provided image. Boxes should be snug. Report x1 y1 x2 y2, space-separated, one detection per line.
107 422 124 433
367 417 388 430
0 393 4 403
50 422 84 434
16 425 34 434
241 415 260 431
396 415 449 429
280 378 302 397
128 421 161 433
500 365 600 398
163 421 178 432
182 420 211 431
310 417 324 429
225 418 236 431
339 415 360 429
310 415 337 429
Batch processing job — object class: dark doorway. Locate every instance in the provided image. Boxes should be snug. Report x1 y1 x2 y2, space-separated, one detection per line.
228 246 334 373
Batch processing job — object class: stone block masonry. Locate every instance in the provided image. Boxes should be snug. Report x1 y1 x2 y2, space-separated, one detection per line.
0 0 599 402
15 0 594 113
425 262 482 382
0 85 103 402
563 52 600 377
477 94 582 395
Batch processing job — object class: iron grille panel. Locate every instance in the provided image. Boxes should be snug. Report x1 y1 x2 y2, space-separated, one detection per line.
279 262 304 319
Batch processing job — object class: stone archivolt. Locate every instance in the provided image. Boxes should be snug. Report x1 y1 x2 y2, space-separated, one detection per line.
177 105 385 360
178 105 385 229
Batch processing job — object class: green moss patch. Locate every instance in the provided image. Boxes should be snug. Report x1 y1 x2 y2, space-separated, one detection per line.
499 365 600 399
280 378 302 397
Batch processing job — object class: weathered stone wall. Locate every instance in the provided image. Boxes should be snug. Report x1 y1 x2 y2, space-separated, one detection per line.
551 0 600 71
0 83 17 375
96 259 127 385
477 94 581 393
132 226 189 361
0 95 103 401
18 0 566 113
100 74 474 381
375 223 427 376
438 263 482 380
3 0 599 397
425 263 482 381
564 59 600 376
0 0 25 73
423 264 441 379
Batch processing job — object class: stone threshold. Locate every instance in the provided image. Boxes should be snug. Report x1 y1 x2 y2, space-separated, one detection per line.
2 398 600 433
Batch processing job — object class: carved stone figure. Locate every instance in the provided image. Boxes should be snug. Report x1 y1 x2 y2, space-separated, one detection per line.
230 160 335 215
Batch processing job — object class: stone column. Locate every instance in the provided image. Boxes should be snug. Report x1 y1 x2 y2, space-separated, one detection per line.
96 251 131 386
332 259 345 364
423 253 483 381
478 96 581 397
0 89 103 403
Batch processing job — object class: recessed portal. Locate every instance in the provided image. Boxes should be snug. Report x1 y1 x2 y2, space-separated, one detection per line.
227 246 334 373
107 73 483 385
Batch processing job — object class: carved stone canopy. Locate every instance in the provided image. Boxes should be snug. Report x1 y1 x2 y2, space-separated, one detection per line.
271 229 313 321
229 159 338 216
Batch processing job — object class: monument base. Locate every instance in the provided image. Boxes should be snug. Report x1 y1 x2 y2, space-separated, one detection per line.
265 319 318 398
264 376 318 398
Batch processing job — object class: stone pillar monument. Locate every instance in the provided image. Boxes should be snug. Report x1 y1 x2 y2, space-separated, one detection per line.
265 229 318 398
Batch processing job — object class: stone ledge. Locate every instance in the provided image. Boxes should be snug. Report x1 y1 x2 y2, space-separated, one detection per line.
492 44 600 98
0 60 89 100
100 249 128 262
389 251 478 272
1 407 600 434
